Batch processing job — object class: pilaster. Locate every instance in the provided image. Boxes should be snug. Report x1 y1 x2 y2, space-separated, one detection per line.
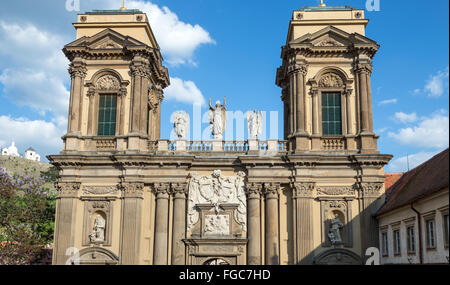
152 182 171 265
245 182 263 265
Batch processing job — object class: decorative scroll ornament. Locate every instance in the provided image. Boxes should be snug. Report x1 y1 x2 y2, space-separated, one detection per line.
317 186 355 196
319 73 344 88
82 185 118 195
96 75 120 90
187 170 246 232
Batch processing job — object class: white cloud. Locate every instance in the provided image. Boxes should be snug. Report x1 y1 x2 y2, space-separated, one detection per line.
393 112 417 124
0 115 65 159
378 98 397 106
119 0 215 65
425 67 449 97
164 77 205 106
0 21 70 116
386 150 442 173
388 111 449 149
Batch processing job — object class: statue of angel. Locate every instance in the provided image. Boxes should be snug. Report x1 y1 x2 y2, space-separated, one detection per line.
208 97 227 139
171 111 189 139
246 110 263 139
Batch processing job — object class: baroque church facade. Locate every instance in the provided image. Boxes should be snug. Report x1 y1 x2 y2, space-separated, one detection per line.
49 4 392 265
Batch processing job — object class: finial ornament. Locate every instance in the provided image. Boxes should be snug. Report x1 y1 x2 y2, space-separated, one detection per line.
120 0 126 10
319 0 326 7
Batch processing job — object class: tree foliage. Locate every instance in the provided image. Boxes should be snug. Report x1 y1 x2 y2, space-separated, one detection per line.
0 165 57 265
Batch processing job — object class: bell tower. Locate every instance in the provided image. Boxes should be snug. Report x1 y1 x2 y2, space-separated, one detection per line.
62 9 169 153
276 4 379 153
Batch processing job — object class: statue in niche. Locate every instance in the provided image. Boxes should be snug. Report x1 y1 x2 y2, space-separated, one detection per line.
172 110 189 139
208 97 227 139
328 213 344 245
89 215 106 243
246 110 263 139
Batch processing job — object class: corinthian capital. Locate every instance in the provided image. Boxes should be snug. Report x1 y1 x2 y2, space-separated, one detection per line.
171 182 188 197
357 182 383 198
245 182 263 198
56 182 81 198
153 182 171 197
264 183 280 198
120 182 144 198
355 63 373 75
131 64 151 78
68 64 87 78
292 182 315 198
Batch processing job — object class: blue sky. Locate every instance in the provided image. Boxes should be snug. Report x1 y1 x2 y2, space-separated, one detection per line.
0 0 448 172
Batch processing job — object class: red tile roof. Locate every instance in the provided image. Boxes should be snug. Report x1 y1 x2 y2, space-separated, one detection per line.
377 149 449 216
384 173 404 197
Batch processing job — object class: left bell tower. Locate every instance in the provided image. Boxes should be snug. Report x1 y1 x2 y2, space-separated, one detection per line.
62 9 169 153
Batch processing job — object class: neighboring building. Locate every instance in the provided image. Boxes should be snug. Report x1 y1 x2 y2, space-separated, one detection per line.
1 141 20 157
24 147 41 162
49 4 393 265
377 149 449 264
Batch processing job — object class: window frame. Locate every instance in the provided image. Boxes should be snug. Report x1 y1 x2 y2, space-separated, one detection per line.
381 231 389 257
425 218 436 250
406 225 416 254
321 91 344 136
393 229 401 256
97 93 118 137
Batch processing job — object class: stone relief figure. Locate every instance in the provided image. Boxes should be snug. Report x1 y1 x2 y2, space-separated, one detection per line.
204 215 230 236
246 110 263 139
89 215 106 243
187 170 246 232
204 258 230 265
171 110 189 139
328 213 344 245
208 97 227 139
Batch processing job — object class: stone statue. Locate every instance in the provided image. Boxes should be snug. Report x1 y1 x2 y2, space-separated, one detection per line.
328 213 344 244
89 215 106 243
204 215 229 236
246 110 263 139
208 97 227 139
172 110 189 139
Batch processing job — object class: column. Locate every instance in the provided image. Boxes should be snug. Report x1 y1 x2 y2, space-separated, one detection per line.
171 183 187 265
246 183 263 265
345 89 353 135
68 61 87 134
289 74 295 136
86 88 95 136
264 183 280 265
53 182 80 265
120 182 144 265
130 61 144 134
357 64 371 133
153 182 170 265
366 72 374 133
293 182 315 265
295 65 308 135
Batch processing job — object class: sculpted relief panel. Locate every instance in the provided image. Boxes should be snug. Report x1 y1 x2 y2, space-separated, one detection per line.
187 170 247 233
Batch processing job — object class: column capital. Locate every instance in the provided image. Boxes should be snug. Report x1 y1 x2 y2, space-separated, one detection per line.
355 63 373 75
264 182 280 198
153 182 171 198
130 63 151 79
356 182 383 198
120 182 145 198
56 182 80 198
171 182 188 197
68 63 87 78
292 182 315 198
287 63 308 76
245 182 263 198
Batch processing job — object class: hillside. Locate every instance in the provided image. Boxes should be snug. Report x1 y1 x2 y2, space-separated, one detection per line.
0 155 56 193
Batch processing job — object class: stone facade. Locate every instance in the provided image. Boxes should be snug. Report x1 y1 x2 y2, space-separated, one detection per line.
49 6 392 265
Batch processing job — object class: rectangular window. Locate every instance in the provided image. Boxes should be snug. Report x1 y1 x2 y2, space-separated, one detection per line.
444 214 449 248
381 232 388 256
407 226 415 253
97 94 117 136
393 230 401 255
322 92 342 136
426 219 436 249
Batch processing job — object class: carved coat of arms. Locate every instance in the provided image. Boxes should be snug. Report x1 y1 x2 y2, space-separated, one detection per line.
187 170 247 232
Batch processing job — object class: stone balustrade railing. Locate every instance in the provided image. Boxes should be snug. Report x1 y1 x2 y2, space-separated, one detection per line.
149 139 290 155
322 137 346 151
